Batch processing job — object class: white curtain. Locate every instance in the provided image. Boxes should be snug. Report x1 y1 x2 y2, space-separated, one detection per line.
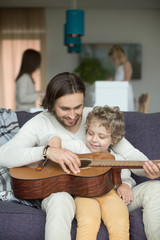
0 8 47 110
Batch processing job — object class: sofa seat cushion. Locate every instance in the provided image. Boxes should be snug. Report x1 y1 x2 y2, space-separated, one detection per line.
0 201 145 240
129 208 147 240
0 201 45 240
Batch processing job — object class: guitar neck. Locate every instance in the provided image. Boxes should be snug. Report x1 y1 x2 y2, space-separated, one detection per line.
80 159 160 169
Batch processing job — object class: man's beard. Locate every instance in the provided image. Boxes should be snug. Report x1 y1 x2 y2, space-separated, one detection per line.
54 112 82 128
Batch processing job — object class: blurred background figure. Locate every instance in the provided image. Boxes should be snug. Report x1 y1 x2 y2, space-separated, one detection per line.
107 45 134 110
108 45 132 82
15 49 43 112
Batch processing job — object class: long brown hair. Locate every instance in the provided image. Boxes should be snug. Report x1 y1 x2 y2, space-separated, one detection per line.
41 72 86 113
16 49 41 82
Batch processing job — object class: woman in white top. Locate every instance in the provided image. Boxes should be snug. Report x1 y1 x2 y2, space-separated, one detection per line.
108 45 132 82
16 49 42 112
108 45 134 111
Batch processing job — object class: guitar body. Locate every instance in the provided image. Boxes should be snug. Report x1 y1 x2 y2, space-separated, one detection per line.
11 152 158 200
9 152 115 199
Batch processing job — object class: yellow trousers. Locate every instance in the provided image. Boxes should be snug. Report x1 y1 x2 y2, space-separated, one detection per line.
75 189 129 240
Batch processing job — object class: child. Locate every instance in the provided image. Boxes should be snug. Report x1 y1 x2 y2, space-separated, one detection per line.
48 106 136 240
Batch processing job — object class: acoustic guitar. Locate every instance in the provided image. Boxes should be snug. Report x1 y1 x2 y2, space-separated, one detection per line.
9 152 160 199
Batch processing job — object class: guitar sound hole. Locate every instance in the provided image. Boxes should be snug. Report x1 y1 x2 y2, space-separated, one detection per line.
80 159 91 168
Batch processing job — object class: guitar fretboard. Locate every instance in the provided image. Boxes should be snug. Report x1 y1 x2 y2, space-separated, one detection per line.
80 158 160 169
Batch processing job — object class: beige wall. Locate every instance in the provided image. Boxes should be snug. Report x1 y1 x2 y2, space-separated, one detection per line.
45 9 160 113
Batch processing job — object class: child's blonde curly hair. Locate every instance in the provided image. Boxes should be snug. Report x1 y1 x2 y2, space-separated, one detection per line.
85 105 125 145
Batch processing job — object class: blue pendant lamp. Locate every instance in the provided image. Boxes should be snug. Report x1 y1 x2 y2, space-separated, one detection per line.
66 9 84 36
64 0 85 53
64 24 81 46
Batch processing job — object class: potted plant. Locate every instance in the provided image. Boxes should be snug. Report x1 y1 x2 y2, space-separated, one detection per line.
74 57 109 84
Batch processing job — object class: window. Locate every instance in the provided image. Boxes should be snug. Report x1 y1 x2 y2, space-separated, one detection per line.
0 8 46 110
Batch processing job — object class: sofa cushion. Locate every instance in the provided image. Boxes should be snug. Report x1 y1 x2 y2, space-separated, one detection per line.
124 111 160 184
124 111 160 160
0 201 45 240
16 111 40 128
0 200 145 240
129 208 147 240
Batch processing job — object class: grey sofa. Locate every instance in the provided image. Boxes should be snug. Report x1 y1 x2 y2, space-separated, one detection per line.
0 110 160 240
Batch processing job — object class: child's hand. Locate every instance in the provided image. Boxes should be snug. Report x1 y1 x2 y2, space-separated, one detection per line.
48 136 61 148
117 183 133 205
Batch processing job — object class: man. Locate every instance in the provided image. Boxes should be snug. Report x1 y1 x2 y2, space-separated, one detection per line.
0 72 160 240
